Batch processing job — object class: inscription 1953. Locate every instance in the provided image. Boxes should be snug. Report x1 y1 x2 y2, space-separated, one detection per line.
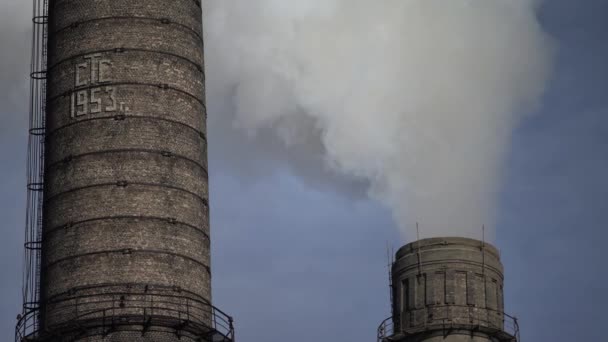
70 54 130 118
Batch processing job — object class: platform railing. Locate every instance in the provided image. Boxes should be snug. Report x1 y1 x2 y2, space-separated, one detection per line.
16 284 235 342
378 305 519 342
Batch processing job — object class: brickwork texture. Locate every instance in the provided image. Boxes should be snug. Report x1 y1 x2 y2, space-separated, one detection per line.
390 237 511 342
39 0 213 340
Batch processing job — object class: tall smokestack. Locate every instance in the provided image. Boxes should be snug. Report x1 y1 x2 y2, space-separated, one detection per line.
16 0 234 341
378 237 519 342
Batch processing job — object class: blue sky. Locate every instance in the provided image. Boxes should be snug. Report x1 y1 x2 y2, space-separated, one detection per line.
1 1 606 341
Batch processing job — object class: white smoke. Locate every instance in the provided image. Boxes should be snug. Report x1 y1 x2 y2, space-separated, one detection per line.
203 0 553 240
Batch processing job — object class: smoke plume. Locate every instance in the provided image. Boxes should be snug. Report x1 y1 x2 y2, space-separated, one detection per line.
203 0 553 240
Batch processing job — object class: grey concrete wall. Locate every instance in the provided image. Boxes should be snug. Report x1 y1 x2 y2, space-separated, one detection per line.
39 0 212 340
390 237 512 342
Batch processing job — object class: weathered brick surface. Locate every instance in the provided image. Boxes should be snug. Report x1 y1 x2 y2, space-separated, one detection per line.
45 327 204 342
45 152 208 200
51 0 203 37
39 0 216 340
43 218 210 272
45 118 206 165
49 22 203 68
43 252 210 299
44 185 208 245
391 238 509 341
47 85 206 134
48 52 204 100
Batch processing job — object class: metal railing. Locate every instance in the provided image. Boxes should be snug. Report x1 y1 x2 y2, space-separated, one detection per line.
16 284 235 342
378 305 519 342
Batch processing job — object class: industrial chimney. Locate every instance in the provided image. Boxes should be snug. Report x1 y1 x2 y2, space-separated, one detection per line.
378 237 519 342
16 0 234 341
